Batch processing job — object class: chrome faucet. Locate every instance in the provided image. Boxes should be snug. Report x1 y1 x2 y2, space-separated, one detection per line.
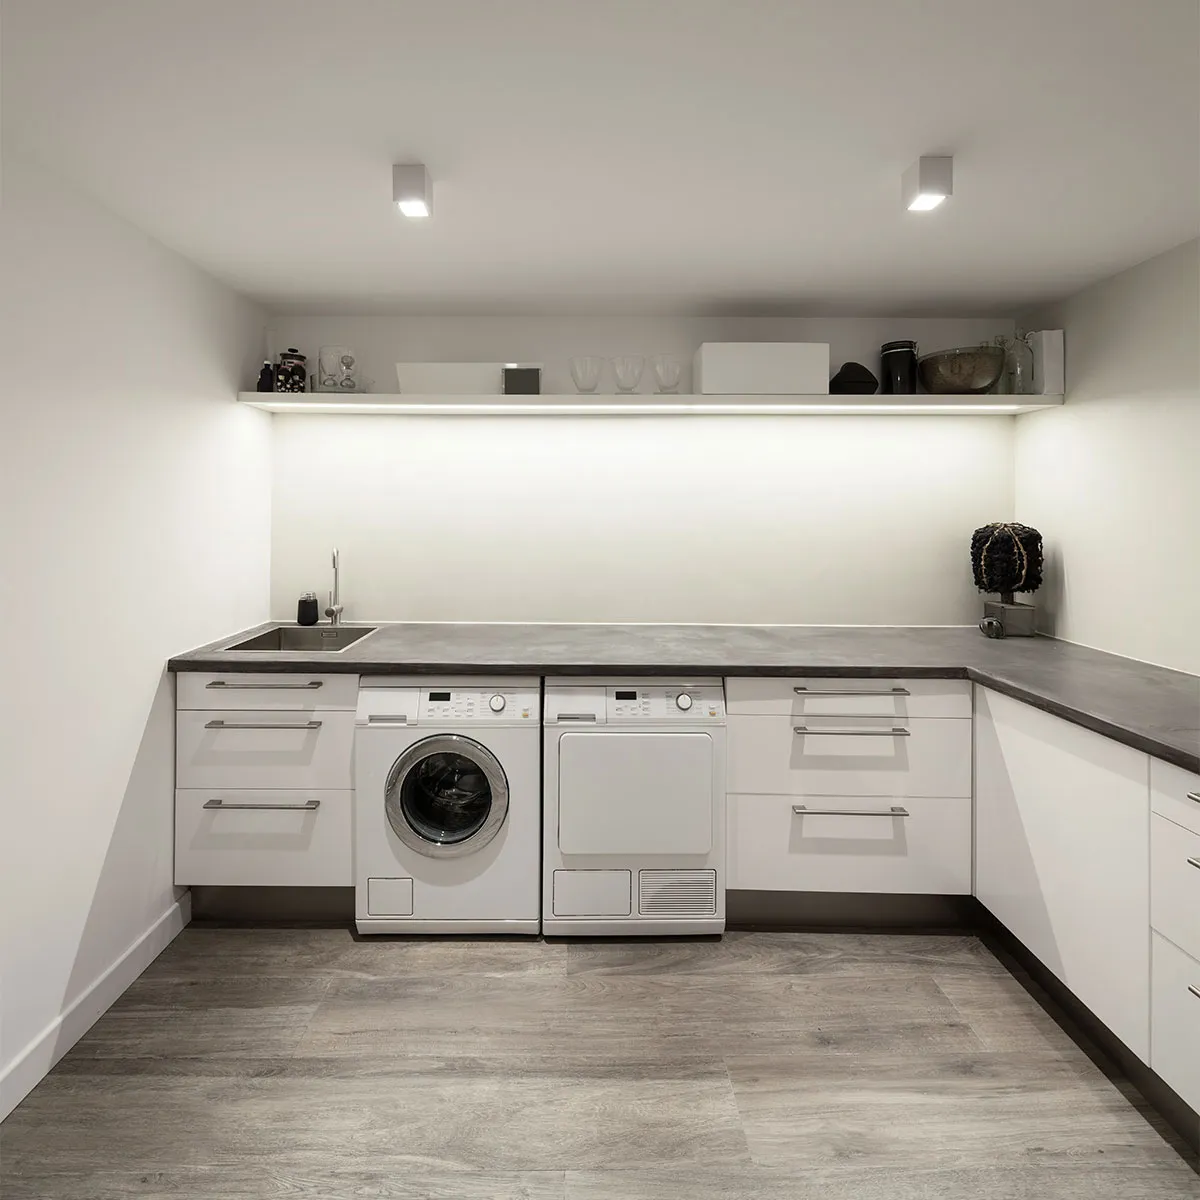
325 547 344 624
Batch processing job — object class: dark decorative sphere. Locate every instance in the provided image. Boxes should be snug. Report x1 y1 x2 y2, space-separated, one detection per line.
971 523 1043 596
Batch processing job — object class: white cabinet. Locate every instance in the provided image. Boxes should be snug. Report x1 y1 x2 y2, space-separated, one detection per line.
174 672 358 887
176 710 355 791
728 792 972 894
726 677 972 894
1151 932 1200 1112
175 789 352 886
974 687 1151 1061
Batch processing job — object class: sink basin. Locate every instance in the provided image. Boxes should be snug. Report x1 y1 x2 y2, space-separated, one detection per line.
226 626 378 653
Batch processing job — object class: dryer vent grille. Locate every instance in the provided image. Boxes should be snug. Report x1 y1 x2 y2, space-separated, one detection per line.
638 869 718 917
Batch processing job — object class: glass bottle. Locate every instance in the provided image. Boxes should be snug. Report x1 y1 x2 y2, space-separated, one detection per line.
1006 332 1035 396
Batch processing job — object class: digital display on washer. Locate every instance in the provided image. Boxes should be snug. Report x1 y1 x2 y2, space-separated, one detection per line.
428 691 452 701
615 690 638 700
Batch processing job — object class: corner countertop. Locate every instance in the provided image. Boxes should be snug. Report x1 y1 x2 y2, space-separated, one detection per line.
169 622 1200 773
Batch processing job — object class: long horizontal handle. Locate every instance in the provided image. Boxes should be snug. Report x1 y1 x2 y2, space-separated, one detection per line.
1188 857 1200 872
794 686 910 697
203 798 320 811
204 719 322 731
793 804 910 817
1189 792 1200 805
556 714 598 721
794 725 910 736
206 680 323 689
1190 985 1200 1001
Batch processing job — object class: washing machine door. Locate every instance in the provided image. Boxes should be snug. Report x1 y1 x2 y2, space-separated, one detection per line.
384 734 509 858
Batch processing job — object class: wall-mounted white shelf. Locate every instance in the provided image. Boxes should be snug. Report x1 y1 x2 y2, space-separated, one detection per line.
238 392 1065 416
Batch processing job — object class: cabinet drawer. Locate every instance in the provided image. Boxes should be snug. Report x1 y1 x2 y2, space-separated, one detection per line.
1151 932 1200 1112
728 793 971 894
177 672 359 711
728 715 971 797
726 677 971 719
1151 757 1200 839
176 710 354 790
175 789 351 886
1151 813 1200 961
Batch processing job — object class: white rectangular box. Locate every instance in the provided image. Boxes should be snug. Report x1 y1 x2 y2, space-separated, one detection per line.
395 362 504 393
177 672 359 711
693 342 830 395
1027 329 1064 395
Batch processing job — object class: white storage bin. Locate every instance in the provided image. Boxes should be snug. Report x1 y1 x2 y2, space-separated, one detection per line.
693 342 829 395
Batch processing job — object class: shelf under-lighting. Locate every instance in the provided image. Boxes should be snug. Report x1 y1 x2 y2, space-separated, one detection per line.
238 392 1064 416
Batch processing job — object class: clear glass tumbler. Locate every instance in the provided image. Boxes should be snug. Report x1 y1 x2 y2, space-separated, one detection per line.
611 356 644 394
569 356 604 393
651 354 682 393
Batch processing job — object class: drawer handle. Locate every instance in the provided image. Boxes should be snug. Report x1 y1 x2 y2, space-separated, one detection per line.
1189 985 1200 1002
557 714 598 722
793 725 910 737
203 719 323 731
793 686 910 697
1188 792 1200 806
205 680 323 689
793 804 911 817
1188 857 1200 872
203 798 320 811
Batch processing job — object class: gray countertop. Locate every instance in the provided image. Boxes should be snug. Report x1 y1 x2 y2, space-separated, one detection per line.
169 622 1200 773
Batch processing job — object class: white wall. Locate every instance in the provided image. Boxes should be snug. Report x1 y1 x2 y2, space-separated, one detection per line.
272 413 1014 625
268 314 1016 625
1015 240 1200 673
0 153 272 1116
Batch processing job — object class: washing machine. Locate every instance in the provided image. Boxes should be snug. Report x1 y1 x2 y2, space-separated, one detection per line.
543 677 726 936
355 677 541 934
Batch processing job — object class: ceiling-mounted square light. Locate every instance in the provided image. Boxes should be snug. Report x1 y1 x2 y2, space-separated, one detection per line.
393 163 432 218
902 156 953 212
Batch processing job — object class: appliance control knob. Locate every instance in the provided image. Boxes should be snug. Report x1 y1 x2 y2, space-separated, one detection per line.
675 692 694 711
489 694 507 712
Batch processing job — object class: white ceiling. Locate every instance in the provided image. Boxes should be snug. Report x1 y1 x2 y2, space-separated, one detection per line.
4 0 1197 314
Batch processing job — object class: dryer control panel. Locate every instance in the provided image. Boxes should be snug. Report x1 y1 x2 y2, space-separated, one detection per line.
609 685 724 722
544 682 725 724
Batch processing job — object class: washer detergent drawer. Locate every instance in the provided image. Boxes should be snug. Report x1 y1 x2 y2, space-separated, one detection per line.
558 731 714 856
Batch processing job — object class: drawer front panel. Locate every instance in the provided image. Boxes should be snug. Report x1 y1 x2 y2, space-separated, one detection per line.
175 789 352 886
728 715 971 798
176 710 354 790
1151 932 1200 1112
1151 813 1200 962
1151 757 1200 839
728 793 972 894
726 677 971 719
177 672 359 711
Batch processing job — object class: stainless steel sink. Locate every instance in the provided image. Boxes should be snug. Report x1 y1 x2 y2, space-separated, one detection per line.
226 626 378 652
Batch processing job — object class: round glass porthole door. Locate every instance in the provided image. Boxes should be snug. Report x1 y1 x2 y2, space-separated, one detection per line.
384 734 509 858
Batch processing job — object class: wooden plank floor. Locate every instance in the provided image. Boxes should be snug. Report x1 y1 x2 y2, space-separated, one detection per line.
2 928 1196 1198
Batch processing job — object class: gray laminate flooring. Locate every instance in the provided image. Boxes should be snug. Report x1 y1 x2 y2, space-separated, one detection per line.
2 928 1196 1198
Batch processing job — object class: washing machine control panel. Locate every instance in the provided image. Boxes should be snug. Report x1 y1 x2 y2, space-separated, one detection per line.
420 687 538 722
607 685 724 721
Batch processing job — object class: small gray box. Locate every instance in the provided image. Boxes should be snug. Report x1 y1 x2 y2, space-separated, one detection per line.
983 600 1037 637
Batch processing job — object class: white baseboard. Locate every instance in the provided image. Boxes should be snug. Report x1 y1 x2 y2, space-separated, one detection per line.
0 891 192 1120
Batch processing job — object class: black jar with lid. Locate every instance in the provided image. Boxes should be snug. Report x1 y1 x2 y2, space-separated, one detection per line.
880 340 918 394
